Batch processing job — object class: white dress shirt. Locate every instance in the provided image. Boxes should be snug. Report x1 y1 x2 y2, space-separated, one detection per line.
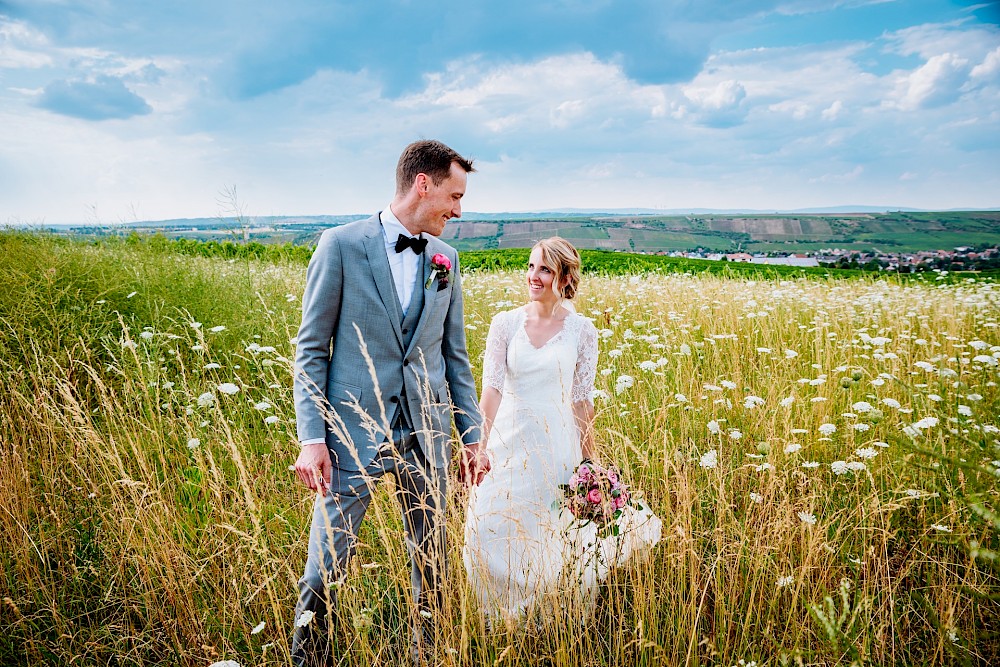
380 205 423 315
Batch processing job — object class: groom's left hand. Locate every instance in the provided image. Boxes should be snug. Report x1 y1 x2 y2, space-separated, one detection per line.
459 442 490 486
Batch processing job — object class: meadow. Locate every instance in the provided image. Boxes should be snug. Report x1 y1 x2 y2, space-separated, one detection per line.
1 231 998 666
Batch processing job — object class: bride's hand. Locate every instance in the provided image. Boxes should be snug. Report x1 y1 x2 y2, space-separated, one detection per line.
459 442 491 486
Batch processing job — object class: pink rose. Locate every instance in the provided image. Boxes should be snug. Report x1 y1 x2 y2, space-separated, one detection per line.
432 253 452 271
587 488 603 505
614 496 626 509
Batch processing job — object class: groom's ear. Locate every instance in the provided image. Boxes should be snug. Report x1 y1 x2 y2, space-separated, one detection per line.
414 173 430 196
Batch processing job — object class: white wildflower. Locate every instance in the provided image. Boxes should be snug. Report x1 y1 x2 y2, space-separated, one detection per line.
818 423 837 436
187 438 200 450
197 392 215 407
831 460 849 475
749 492 763 504
743 396 765 409
855 447 878 459
931 524 952 533
699 450 718 469
729 429 743 440
707 420 721 435
251 621 265 635
784 349 798 358
209 325 226 333
784 443 802 454
802 461 820 469
780 396 795 407
254 401 272 411
776 575 795 589
217 383 240 395
295 611 315 628
798 512 817 526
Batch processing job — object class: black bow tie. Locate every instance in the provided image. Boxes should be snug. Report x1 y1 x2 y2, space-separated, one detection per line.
395 234 427 255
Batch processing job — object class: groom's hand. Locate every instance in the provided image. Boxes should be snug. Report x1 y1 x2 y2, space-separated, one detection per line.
459 442 490 486
294 443 332 496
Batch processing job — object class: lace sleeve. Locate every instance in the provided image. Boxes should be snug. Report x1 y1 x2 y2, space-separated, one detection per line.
571 317 599 405
482 310 511 393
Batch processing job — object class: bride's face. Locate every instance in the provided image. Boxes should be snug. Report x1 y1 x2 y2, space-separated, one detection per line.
526 247 561 303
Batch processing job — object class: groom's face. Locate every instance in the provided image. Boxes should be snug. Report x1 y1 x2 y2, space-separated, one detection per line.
415 162 467 237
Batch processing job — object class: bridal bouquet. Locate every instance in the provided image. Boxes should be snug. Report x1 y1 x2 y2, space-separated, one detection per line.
559 460 631 537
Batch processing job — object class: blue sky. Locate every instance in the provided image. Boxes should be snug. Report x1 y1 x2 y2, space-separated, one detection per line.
1 1 998 223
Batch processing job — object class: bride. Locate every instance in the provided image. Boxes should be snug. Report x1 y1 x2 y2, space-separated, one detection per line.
463 237 661 622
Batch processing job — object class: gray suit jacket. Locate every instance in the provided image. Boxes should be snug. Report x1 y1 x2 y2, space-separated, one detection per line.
293 214 482 471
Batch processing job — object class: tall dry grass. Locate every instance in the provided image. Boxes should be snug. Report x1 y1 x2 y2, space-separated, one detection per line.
1 232 998 666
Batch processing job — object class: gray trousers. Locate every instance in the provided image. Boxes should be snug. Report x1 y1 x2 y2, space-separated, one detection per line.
290 433 447 667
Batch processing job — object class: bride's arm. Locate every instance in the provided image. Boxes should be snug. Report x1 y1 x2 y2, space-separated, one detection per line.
480 387 502 447
573 400 596 461
461 311 509 485
572 317 600 462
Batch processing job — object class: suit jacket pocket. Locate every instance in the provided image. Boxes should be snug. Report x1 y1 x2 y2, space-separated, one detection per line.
326 380 364 423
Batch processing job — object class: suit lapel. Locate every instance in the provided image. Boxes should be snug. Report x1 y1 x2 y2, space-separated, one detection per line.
363 221 404 350
404 246 439 358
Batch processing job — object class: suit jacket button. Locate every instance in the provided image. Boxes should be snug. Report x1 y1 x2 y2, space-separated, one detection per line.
390 396 398 403
403 360 409 367
402 328 409 334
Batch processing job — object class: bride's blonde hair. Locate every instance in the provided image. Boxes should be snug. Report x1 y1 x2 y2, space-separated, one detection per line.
532 236 582 300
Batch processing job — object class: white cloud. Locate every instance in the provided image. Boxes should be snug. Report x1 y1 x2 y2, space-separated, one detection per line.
821 100 844 120
889 53 970 110
0 18 53 69
809 165 864 183
885 21 999 62
971 46 1000 82
400 53 668 133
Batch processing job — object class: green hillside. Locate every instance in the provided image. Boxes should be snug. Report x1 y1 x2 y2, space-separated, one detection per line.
48 210 1000 254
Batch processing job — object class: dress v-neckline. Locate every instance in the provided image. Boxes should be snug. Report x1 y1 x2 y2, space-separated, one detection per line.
520 308 570 350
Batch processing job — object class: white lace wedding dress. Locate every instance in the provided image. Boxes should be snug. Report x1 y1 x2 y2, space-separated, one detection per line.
463 306 662 619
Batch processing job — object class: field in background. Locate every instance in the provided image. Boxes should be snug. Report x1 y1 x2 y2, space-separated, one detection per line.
39 209 1000 254
1 231 999 666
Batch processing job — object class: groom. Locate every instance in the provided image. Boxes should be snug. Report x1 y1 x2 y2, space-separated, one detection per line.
291 140 490 666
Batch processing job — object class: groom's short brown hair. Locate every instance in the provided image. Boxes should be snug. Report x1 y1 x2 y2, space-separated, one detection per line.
396 140 475 194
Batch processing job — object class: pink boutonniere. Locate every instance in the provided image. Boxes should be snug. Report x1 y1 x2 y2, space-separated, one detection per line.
425 253 453 291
